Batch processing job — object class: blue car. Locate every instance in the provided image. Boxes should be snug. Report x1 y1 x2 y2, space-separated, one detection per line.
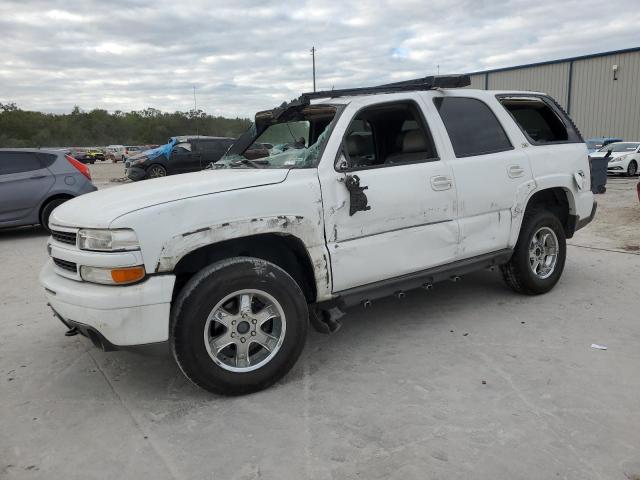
586 137 623 155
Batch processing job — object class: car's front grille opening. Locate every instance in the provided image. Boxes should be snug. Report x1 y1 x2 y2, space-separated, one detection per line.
53 258 77 273
51 230 77 246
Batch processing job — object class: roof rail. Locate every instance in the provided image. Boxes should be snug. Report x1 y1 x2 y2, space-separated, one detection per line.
301 74 471 101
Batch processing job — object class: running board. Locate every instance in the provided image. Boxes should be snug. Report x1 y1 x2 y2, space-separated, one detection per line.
319 249 513 310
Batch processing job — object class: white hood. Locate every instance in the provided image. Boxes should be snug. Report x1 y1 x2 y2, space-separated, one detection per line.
50 169 290 228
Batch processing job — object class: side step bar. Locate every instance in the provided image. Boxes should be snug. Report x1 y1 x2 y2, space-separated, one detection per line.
318 249 513 310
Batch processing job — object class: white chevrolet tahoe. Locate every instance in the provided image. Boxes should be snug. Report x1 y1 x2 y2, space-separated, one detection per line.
40 75 597 395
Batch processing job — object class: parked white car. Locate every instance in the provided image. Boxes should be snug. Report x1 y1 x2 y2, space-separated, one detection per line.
105 145 126 162
590 141 639 176
40 75 596 395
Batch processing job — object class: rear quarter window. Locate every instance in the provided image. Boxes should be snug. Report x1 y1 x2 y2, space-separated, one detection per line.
499 97 569 144
434 97 512 158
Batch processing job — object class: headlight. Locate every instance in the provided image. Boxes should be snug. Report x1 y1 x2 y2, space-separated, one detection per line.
129 155 148 166
80 265 146 285
77 229 140 252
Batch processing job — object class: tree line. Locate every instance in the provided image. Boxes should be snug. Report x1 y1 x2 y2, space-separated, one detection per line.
0 103 252 148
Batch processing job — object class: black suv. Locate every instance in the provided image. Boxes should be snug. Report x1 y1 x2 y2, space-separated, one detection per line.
125 136 235 181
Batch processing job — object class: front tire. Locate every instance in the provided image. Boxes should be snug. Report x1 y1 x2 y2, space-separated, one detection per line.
146 164 167 178
627 160 637 177
171 257 309 395
501 210 566 295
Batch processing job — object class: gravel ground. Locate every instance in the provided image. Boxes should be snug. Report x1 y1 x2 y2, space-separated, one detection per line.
1 170 639 479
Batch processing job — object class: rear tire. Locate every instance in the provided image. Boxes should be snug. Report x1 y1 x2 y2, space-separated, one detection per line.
40 198 70 232
501 210 566 295
172 257 308 395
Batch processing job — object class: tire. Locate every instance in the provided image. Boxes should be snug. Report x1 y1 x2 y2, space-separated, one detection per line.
171 257 309 395
627 160 637 177
40 198 70 232
501 210 566 295
146 164 167 178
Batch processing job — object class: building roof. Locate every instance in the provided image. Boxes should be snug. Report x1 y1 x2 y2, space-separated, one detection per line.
467 46 640 76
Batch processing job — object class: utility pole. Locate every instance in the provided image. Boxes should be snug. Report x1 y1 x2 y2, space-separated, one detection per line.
193 85 198 135
311 46 316 92
437 64 440 75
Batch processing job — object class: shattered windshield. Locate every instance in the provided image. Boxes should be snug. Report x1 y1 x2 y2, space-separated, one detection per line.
216 105 337 169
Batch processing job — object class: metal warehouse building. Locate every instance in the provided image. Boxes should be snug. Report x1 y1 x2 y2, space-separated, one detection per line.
467 47 640 140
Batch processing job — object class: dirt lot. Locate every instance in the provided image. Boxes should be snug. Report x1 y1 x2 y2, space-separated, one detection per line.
1 171 639 479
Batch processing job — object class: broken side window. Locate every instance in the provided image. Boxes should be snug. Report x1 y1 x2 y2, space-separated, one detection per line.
499 96 569 144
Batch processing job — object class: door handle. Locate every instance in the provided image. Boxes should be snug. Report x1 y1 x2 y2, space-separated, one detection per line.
430 175 453 191
508 165 525 178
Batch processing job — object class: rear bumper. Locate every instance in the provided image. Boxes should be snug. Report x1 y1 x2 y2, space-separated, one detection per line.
575 200 597 232
40 260 175 347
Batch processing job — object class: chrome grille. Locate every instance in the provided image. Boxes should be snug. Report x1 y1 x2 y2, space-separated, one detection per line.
53 258 77 273
51 230 77 246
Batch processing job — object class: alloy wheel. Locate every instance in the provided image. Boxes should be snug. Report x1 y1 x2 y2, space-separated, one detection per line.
528 226 559 279
203 289 286 373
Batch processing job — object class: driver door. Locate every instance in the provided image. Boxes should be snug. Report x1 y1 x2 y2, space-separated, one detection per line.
170 141 201 174
319 98 459 292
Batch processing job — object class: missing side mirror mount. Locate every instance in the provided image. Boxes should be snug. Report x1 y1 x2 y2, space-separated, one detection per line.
344 174 371 216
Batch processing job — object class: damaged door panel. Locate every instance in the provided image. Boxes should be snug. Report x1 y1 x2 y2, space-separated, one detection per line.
318 99 459 292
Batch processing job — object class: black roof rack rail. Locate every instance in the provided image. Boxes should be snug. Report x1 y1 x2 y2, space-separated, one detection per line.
301 74 471 101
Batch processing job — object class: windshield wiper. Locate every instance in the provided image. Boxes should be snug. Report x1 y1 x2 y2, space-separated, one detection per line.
230 158 270 169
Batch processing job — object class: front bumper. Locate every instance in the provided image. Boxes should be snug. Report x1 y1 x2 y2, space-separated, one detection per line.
40 260 175 348
126 165 147 181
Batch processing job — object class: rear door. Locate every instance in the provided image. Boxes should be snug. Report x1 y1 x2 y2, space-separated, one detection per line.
198 139 232 166
0 151 55 224
432 94 534 258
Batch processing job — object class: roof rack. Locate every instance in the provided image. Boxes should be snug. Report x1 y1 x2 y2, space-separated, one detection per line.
301 74 471 101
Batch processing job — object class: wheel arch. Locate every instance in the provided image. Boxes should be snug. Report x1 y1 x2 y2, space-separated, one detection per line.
170 232 320 305
509 186 576 247
38 193 75 224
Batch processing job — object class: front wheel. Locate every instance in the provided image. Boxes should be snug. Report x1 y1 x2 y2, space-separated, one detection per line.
627 160 637 177
172 257 308 395
501 210 566 295
146 164 167 178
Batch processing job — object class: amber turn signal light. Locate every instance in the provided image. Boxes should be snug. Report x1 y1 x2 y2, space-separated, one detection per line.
110 266 146 284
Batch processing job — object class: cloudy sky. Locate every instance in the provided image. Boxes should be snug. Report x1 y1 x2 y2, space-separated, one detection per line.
1 0 638 118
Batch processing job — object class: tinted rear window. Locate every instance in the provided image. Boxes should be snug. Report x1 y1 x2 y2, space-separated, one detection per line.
0 152 45 175
434 97 512 157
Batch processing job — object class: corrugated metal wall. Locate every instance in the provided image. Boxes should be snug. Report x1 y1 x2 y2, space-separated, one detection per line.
467 49 640 139
570 50 640 140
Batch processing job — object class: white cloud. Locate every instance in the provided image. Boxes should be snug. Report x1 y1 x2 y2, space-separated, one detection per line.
0 0 637 118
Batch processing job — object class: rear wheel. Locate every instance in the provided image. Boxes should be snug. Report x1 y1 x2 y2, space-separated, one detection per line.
147 164 167 178
627 160 637 177
172 257 308 395
501 210 566 295
40 198 70 232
